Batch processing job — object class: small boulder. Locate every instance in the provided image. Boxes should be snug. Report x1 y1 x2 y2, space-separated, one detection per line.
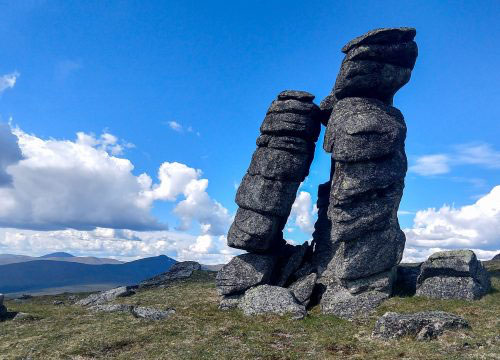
289 273 317 306
218 294 242 311
372 311 469 340
52 300 64 306
239 285 306 319
0 293 4 305
216 253 275 296
76 286 136 306
140 261 201 287
131 307 175 320
90 304 134 313
416 250 491 300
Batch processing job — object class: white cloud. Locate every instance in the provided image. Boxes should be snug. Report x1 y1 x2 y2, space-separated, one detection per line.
403 185 500 262
409 154 450 176
0 126 230 238
288 191 317 234
0 72 19 94
76 131 134 156
409 143 500 176
168 121 183 132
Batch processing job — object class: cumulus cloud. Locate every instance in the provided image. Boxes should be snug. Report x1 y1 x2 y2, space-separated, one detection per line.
0 126 230 236
288 191 317 235
0 72 19 94
403 185 500 262
0 123 23 186
409 143 500 176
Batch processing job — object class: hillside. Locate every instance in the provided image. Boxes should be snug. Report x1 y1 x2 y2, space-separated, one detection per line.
0 253 123 266
0 255 176 293
0 261 498 359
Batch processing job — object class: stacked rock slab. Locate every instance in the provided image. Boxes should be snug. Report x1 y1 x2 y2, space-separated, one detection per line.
416 250 491 300
319 28 418 319
216 91 320 310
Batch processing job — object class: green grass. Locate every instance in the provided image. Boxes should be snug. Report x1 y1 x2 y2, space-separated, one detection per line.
1 265 499 359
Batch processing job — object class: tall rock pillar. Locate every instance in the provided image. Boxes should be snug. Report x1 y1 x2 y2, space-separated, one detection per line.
318 28 418 319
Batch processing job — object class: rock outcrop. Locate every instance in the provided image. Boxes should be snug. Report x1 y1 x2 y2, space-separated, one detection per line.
318 27 417 319
140 261 201 288
416 250 491 300
0 293 6 319
76 286 137 306
372 311 469 340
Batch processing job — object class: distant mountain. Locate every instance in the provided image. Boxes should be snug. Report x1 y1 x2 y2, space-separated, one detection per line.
0 253 123 266
201 264 225 272
40 252 75 258
0 255 176 294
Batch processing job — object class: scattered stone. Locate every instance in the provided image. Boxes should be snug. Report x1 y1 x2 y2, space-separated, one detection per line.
76 286 136 306
394 263 422 296
239 285 306 319
218 294 242 311
289 273 317 306
131 307 175 320
12 312 37 321
216 253 275 296
52 300 64 306
140 261 201 288
416 250 491 300
90 304 134 313
372 311 469 340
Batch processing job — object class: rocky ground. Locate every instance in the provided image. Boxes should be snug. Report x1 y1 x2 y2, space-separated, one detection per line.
0 261 498 360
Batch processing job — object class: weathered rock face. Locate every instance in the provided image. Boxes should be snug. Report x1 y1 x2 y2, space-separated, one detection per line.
317 27 417 318
215 253 275 296
416 250 491 300
230 90 320 253
372 311 469 340
239 285 306 319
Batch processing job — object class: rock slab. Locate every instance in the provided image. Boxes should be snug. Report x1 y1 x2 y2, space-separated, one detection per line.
76 286 136 306
373 311 469 340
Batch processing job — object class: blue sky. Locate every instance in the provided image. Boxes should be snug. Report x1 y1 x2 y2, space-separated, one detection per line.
0 1 499 263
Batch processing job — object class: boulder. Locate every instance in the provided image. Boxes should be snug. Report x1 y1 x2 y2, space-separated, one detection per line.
372 311 469 340
416 250 491 300
0 305 6 318
0 293 3 305
239 285 306 319
277 90 315 102
248 147 311 181
216 253 275 296
289 273 317 306
131 307 176 320
140 261 201 287
76 286 136 306
321 284 389 320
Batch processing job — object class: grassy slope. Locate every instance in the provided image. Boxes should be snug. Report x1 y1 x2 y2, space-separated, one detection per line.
0 263 499 360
